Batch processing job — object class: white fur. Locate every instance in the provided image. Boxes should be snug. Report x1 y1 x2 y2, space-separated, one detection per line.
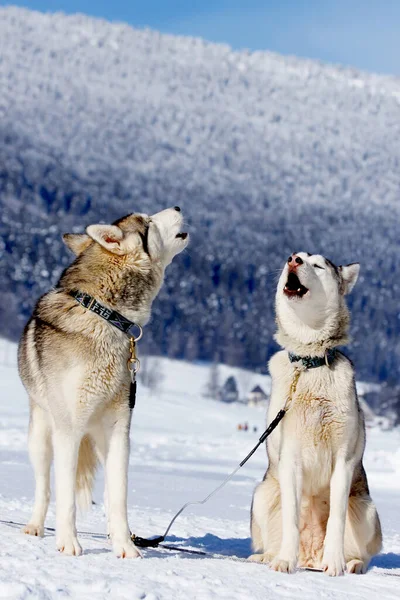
150 208 188 266
250 252 381 576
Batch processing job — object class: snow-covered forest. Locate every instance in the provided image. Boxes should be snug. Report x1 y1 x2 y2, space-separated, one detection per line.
0 6 400 386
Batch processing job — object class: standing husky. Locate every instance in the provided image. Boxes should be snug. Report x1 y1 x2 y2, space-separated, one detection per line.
250 253 382 575
18 207 188 558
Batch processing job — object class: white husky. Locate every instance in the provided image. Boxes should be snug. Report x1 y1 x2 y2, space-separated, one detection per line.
250 252 382 575
18 207 188 558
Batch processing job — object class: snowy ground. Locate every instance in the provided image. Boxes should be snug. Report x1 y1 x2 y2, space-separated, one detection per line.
0 348 399 599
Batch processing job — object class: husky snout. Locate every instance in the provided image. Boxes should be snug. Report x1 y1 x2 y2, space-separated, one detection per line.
150 206 189 264
284 256 308 298
287 254 303 271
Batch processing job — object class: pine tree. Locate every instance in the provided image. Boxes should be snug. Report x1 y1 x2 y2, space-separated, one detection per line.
203 360 220 399
220 376 239 403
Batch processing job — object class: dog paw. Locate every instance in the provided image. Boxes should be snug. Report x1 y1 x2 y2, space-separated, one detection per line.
113 539 142 559
57 536 83 556
346 559 367 574
248 552 274 564
22 523 44 537
322 551 345 576
271 556 297 573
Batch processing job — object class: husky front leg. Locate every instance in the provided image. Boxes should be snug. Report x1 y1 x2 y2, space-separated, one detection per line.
105 404 140 558
53 429 82 556
23 402 52 537
322 457 353 576
271 447 302 573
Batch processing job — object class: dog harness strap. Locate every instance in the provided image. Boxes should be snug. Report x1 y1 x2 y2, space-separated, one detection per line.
69 290 139 338
288 348 337 369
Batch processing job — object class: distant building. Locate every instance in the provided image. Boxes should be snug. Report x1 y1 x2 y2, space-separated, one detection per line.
248 385 268 406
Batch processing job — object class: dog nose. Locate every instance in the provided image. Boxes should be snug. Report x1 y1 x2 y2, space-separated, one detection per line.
287 254 303 268
174 206 181 212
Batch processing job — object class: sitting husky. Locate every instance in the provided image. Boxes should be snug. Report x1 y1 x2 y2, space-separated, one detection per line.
18 207 188 557
250 253 382 575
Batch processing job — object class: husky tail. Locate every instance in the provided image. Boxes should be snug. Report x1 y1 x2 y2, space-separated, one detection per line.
76 435 98 511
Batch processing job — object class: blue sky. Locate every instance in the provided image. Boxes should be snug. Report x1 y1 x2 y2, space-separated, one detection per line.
3 1 400 75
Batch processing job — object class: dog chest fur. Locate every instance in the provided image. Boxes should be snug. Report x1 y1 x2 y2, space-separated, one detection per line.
268 351 362 495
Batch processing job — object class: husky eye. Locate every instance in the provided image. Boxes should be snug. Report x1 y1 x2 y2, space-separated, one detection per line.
313 264 324 270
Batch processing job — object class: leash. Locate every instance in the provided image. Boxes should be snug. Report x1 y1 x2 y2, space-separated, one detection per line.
132 368 302 549
0 519 207 556
8 351 381 568
1 517 398 574
1 519 398 575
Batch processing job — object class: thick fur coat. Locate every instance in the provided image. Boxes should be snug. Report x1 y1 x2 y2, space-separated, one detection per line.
18 207 188 557
250 252 382 575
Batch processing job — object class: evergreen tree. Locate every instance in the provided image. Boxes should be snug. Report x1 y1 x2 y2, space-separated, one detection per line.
220 376 239 403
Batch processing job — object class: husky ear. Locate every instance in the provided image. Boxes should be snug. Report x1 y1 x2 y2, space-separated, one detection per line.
339 263 360 295
86 224 127 255
62 233 92 256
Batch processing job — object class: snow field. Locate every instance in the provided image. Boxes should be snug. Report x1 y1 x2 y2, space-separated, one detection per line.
0 349 399 599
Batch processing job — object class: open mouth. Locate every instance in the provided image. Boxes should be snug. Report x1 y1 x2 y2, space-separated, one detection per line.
284 272 309 298
175 232 188 240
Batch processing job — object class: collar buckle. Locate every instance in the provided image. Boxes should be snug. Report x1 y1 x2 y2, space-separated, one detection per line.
127 337 141 382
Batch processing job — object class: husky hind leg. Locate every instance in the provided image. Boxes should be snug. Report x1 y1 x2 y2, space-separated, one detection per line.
249 473 281 564
89 422 110 534
344 489 382 574
23 401 52 537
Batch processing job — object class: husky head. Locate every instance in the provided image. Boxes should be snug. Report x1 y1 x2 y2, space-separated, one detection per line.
63 206 188 266
275 252 360 355
60 207 188 322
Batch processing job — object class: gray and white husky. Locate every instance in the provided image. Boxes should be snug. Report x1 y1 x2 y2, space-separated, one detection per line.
250 253 382 575
18 207 188 558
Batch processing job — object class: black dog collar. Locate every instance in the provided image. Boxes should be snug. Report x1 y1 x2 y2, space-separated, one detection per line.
288 348 337 369
69 290 141 339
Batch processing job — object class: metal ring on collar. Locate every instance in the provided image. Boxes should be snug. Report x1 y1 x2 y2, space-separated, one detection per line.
130 324 143 342
128 358 141 373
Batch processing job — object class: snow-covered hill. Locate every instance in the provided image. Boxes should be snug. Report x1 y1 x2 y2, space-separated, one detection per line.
0 6 400 385
0 345 399 598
